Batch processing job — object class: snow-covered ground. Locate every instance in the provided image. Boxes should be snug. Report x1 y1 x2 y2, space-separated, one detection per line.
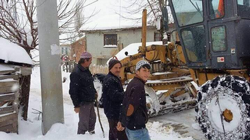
150 109 206 140
0 66 195 140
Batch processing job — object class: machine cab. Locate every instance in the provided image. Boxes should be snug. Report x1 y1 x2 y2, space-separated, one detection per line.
169 0 250 69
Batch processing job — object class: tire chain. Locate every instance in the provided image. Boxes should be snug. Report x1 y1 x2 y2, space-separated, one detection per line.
196 75 250 140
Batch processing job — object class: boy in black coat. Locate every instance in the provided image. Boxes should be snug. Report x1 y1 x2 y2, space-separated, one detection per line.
119 60 151 140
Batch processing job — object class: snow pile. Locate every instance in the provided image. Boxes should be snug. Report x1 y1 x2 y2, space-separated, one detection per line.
107 41 163 64
0 38 33 65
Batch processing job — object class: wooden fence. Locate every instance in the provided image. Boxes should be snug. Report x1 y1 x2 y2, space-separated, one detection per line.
89 65 108 74
0 68 20 133
62 61 76 73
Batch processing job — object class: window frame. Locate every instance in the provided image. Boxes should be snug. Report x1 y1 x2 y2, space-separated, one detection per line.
104 34 117 47
154 32 162 41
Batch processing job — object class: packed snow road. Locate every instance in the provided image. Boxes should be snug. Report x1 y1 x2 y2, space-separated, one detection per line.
150 109 206 140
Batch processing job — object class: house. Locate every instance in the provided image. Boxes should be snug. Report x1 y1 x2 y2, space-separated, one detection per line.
60 44 71 60
81 25 162 65
70 37 86 62
59 37 86 62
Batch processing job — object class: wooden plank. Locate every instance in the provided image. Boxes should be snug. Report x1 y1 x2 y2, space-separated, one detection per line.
0 124 14 133
0 80 17 86
0 113 17 123
0 117 16 128
0 101 10 106
0 81 18 94
0 106 14 115
0 75 19 80
0 113 18 133
0 94 15 103
0 87 15 94
12 121 18 133
0 70 16 75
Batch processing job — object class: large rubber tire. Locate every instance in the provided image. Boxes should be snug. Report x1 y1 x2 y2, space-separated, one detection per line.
196 75 250 140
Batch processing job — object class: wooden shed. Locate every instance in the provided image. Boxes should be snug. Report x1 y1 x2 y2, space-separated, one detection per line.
0 38 33 133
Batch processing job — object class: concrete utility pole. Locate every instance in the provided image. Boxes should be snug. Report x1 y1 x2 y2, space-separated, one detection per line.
36 0 64 135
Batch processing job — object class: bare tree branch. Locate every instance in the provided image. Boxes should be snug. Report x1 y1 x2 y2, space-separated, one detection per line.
0 0 97 53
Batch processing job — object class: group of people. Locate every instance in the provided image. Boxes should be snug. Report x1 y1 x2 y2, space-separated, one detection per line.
69 52 151 140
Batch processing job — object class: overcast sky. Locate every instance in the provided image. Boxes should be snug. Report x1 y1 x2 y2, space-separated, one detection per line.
81 0 150 30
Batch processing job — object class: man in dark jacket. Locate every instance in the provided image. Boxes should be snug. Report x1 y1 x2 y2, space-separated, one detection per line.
120 60 151 140
102 59 128 140
69 52 97 135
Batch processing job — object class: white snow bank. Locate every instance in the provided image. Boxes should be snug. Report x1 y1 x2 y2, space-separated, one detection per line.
0 38 33 65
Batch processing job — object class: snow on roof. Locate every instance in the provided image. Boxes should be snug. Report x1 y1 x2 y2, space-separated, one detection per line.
0 38 33 65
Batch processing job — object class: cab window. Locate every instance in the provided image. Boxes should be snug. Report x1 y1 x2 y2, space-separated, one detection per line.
172 0 203 26
181 25 206 62
211 26 226 52
238 0 250 18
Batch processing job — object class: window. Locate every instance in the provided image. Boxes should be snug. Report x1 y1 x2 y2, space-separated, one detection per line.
211 26 226 52
181 25 206 62
154 32 162 41
209 0 225 19
172 0 203 26
238 0 250 18
238 0 250 5
104 34 117 47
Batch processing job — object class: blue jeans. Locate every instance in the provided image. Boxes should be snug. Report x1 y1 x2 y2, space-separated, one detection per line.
125 128 151 140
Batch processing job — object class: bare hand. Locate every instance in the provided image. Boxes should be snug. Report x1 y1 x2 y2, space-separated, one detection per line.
74 107 80 113
116 122 125 131
95 93 98 99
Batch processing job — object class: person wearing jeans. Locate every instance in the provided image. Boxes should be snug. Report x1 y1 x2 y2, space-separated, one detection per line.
119 60 151 140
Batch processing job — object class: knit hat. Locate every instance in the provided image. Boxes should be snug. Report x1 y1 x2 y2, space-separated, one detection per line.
80 52 92 59
109 59 122 70
135 60 151 71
